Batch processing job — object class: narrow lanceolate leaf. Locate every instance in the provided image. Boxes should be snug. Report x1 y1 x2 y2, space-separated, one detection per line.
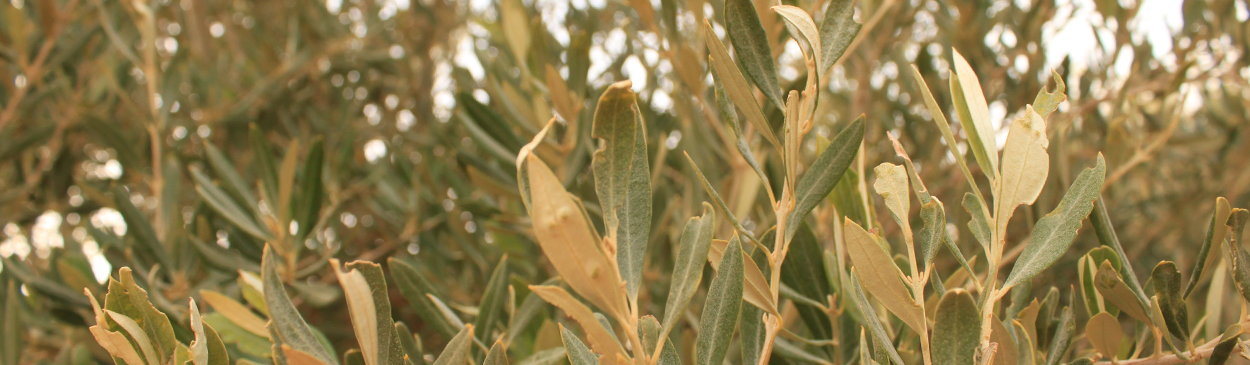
515 348 566 365
1227 222 1250 304
725 0 783 109
1094 261 1150 324
685 153 759 246
849 271 906 365
638 316 681 365
330 260 404 365
528 286 627 361
772 5 822 71
1011 320 1035 365
913 65 983 198
387 258 458 340
591 81 652 303
703 20 781 149
484 340 508 365
779 226 833 344
474 257 510 348
1208 324 1242 365
786 117 864 241
199 290 268 337
1084 312 1121 360
990 317 1018 365
560 325 599 365
713 74 769 188
952 49 998 175
1184 197 1231 299
295 139 325 242
818 0 861 72
661 203 716 339
932 289 980 365
249 124 280 203
964 192 993 255
111 186 172 271
263 246 339 365
843 219 925 333
1031 70 1067 120
394 323 425 365
1043 306 1074 365
995 106 1051 241
1002 154 1105 289
918 199 947 267
192 167 275 241
695 237 744 365
873 162 911 233
204 143 259 214
103 268 178 365
1150 261 1188 343
105 310 161 365
522 152 627 320
432 325 474 365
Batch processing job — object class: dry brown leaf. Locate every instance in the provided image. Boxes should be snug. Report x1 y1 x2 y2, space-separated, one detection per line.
843 219 926 333
995 106 1050 242
529 285 628 361
282 345 328 365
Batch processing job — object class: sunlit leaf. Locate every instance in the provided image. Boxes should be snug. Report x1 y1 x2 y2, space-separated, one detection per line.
1003 154 1104 289
843 219 925 333
995 106 1051 243
528 286 627 361
918 198 946 267
200 290 269 338
951 49 998 177
638 316 680 365
1031 70 1067 120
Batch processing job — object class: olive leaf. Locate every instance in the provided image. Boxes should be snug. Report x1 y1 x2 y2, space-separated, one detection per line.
1010 320 1035 365
1226 212 1250 304
725 0 784 110
1077 247 1121 317
484 340 508 365
591 81 652 303
1084 312 1121 360
918 199 946 267
432 325 474 365
105 310 160 365
694 236 743 365
528 286 627 361
1002 154 1105 290
779 226 833 349
995 106 1051 242
294 138 325 242
559 325 598 365
263 246 339 365
685 153 761 246
191 166 275 242
843 219 925 333
818 0 861 73
86 290 147 365
951 49 998 178
772 5 822 72
1042 306 1074 365
848 270 906 365
330 260 404 365
515 348 565 365
200 290 268 337
660 203 715 341
394 323 425 365
873 162 910 233
1208 324 1242 365
708 235 777 315
932 289 979 365
474 257 510 348
1094 261 1150 324
991 318 1018 365
638 316 680 365
102 268 178 365
713 71 770 189
388 258 459 340
248 124 280 204
786 116 864 241
521 151 627 320
1031 70 1067 120
913 65 984 199
702 20 781 149
964 192 993 255
1184 197 1231 299
1150 261 1189 343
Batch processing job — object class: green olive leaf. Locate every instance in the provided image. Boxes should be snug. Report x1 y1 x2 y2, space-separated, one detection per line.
1042 306 1074 365
559 325 598 365
1184 197 1231 299
1150 261 1189 343
660 203 715 343
932 289 980 365
1003 154 1105 290
725 0 784 110
432 325 474 365
848 270 906 365
694 236 743 365
702 20 781 150
818 0 861 73
918 198 947 268
591 81 652 302
474 257 510 349
263 246 339 365
786 116 864 241
387 258 459 340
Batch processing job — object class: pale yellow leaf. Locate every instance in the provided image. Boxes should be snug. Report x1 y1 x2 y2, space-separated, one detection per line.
873 163 911 233
1085 312 1122 360
283 345 329 365
106 310 161 365
952 49 997 172
707 240 777 314
529 285 628 361
771 5 822 71
843 219 926 333
200 290 269 338
546 64 580 124
525 153 628 320
500 0 530 64
995 106 1050 241
331 259 379 365
189 299 209 365
85 291 147 365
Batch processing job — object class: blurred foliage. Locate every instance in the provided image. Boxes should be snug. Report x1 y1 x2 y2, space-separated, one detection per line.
0 0 1249 363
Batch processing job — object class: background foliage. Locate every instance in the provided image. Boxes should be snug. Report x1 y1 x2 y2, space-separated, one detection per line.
1 0 1249 363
